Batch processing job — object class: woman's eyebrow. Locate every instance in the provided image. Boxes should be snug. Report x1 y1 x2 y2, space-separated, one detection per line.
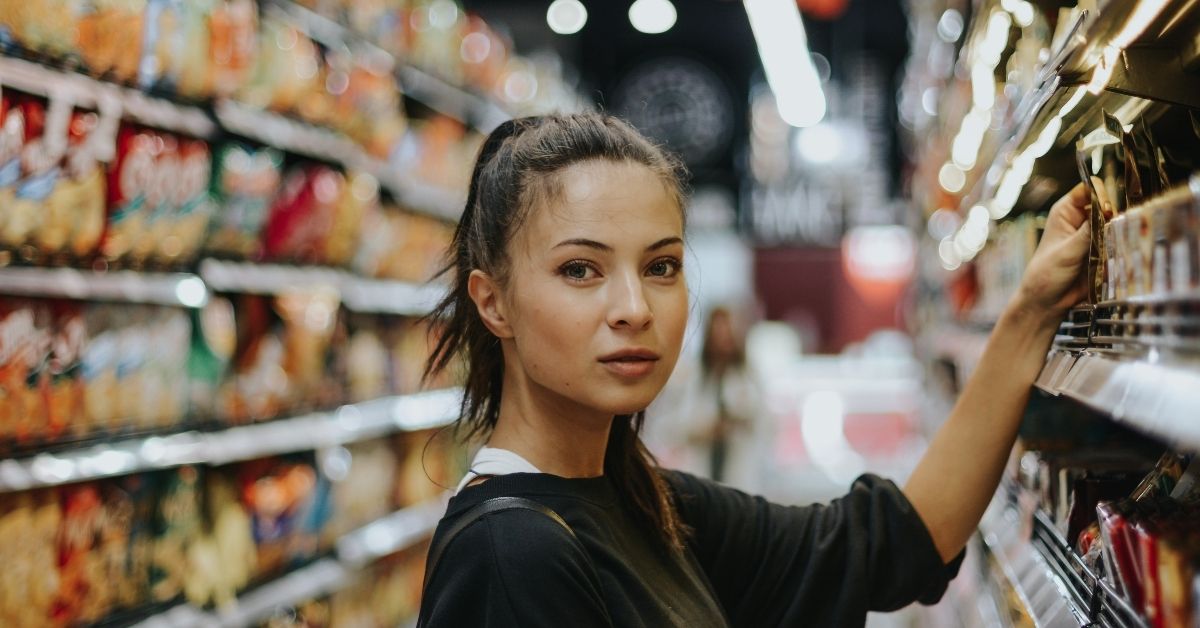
552 236 682 252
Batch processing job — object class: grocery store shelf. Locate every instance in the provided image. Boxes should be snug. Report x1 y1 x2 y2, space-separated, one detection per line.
979 486 1150 627
1041 352 1200 452
0 266 210 307
398 65 512 133
134 497 445 628
213 99 363 166
0 388 461 492
198 259 447 315
0 55 217 138
337 495 446 568
262 0 510 134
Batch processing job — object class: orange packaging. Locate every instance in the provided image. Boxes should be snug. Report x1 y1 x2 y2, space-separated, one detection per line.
76 0 146 83
210 0 258 97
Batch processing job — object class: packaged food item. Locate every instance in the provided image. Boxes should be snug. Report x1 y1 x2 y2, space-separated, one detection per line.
324 439 397 543
1098 500 1143 606
238 458 318 577
274 290 341 409
132 132 179 264
5 94 66 256
45 301 86 442
0 489 62 627
206 142 283 260
106 473 155 612
138 0 182 91
113 306 151 430
172 0 216 99
0 93 25 237
76 0 146 84
323 171 376 267
210 0 258 98
346 313 389 402
80 305 120 434
235 17 316 114
166 137 216 265
262 164 344 264
184 468 254 609
103 126 162 264
54 483 105 624
219 295 289 424
150 465 202 602
40 109 111 262
143 307 192 428
187 297 237 423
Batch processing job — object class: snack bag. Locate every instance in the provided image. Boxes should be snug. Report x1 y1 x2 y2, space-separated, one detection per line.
167 138 215 265
187 297 236 422
324 170 377 267
106 474 154 611
346 313 388 402
0 94 27 245
219 295 288 423
275 290 340 409
80 305 120 434
46 301 86 442
113 306 150 431
138 0 182 91
6 95 65 253
76 0 146 83
0 300 51 445
6 0 82 57
133 133 180 264
150 466 202 602
238 459 317 576
206 142 282 260
262 165 344 263
103 126 161 263
53 484 105 624
173 0 215 99
41 110 111 261
210 0 258 98
0 490 62 626
144 308 191 428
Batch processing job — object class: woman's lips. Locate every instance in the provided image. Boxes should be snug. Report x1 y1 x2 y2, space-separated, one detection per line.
598 350 660 378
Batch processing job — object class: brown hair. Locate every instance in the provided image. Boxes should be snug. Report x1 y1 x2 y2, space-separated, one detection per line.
423 113 690 549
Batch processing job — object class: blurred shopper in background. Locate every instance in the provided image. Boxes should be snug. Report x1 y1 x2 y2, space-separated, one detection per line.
693 306 763 486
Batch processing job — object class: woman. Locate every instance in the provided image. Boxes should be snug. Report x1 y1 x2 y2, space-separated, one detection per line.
417 113 1090 627
691 306 763 486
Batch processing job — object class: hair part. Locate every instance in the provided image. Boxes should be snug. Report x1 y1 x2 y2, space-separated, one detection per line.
422 113 691 550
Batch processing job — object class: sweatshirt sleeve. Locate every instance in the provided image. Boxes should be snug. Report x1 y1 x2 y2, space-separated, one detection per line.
665 471 964 627
418 509 615 628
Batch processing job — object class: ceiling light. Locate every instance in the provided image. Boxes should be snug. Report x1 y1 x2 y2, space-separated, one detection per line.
629 0 677 35
547 0 587 35
744 0 826 127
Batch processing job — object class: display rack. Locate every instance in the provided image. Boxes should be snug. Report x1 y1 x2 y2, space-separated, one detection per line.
979 484 1150 628
0 388 461 492
198 258 448 316
134 495 446 628
261 0 512 134
0 266 210 308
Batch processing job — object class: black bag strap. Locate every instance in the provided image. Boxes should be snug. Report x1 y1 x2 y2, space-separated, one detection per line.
421 496 576 596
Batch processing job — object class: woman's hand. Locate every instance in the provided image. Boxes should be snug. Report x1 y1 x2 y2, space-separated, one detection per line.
1011 183 1092 325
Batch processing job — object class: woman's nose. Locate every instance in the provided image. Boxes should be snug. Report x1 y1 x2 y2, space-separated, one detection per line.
607 271 653 330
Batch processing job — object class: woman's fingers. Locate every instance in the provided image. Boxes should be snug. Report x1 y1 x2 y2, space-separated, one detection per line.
1044 183 1090 241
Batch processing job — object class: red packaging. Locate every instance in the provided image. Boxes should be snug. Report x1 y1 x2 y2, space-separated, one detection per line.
133 133 180 264
0 94 27 244
103 126 164 264
167 138 215 265
0 300 51 446
1137 521 1164 626
262 165 343 263
40 110 110 261
46 302 86 442
1098 501 1145 610
53 484 105 625
4 95 64 255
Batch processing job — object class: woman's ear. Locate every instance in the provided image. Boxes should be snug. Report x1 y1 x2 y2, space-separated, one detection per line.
467 270 514 338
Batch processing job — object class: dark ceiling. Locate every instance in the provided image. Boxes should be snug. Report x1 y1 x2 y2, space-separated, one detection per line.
461 0 910 195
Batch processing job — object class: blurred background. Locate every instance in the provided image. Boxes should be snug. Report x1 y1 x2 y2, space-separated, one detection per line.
1 0 1199 626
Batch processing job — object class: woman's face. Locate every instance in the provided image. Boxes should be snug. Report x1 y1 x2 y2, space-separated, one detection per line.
500 159 688 417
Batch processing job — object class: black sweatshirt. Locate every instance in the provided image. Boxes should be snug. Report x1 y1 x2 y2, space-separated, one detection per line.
418 471 964 627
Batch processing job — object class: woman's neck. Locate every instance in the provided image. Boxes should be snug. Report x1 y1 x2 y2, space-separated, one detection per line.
487 370 612 478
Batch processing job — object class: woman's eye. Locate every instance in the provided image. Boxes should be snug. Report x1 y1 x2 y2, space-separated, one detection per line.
647 259 681 278
561 261 595 281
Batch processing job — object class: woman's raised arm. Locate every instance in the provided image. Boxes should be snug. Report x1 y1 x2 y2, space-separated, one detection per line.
904 184 1092 562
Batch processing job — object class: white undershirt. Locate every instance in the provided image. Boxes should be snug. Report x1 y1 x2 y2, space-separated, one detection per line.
454 446 543 494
